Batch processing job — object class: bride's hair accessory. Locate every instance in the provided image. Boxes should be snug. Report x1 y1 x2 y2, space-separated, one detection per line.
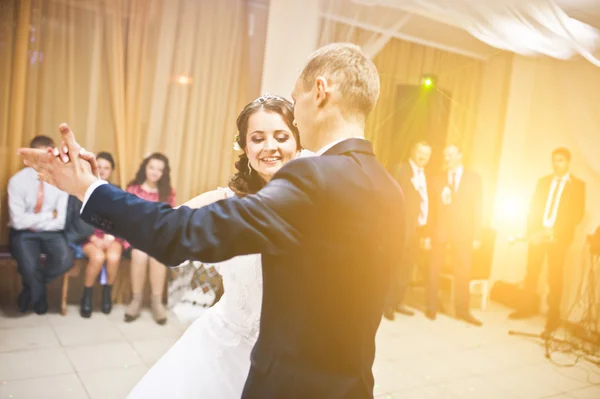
233 134 241 151
253 93 287 104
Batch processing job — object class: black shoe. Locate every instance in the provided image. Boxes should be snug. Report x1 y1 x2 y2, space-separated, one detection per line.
101 285 113 314
425 310 437 320
508 309 535 320
383 307 395 321
457 312 483 327
80 287 93 318
33 296 48 315
395 305 414 316
17 289 31 313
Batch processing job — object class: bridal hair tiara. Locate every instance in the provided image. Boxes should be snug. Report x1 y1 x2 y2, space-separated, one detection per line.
252 93 287 103
233 93 288 150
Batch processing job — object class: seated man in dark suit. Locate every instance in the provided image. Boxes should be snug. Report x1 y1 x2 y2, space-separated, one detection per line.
509 147 585 333
8 135 73 314
426 144 483 326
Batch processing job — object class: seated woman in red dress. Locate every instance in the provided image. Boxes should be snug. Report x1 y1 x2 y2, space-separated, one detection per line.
80 152 127 318
124 153 176 325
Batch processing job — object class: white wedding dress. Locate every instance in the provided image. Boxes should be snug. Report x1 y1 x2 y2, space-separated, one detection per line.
128 188 262 399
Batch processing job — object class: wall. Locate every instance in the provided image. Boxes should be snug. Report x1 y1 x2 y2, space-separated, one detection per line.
490 55 600 319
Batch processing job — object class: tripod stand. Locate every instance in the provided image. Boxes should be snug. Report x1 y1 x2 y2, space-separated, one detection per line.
508 251 600 364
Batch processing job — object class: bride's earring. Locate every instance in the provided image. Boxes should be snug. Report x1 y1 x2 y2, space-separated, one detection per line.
247 159 252 175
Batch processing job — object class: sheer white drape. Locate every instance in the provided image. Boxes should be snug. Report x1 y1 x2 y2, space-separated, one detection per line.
413 0 600 65
321 0 600 64
319 0 413 58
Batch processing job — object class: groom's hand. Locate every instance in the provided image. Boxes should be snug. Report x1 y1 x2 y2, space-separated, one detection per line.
17 123 99 201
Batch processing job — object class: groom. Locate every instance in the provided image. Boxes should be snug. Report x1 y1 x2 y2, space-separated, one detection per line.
19 43 405 399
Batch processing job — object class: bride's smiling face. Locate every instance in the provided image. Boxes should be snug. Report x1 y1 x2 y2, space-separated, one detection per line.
245 110 299 182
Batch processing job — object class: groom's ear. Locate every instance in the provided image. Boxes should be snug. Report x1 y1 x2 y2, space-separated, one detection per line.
314 76 329 108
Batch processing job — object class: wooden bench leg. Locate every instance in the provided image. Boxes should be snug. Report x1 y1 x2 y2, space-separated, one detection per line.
61 273 69 316
481 281 489 311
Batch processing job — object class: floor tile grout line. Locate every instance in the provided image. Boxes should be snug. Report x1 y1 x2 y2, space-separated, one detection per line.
49 312 93 399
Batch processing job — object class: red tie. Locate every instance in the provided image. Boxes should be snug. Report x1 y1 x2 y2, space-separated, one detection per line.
34 180 44 214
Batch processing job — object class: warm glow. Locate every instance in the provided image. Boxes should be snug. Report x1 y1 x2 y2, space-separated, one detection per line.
176 75 193 85
494 191 529 241
493 192 529 232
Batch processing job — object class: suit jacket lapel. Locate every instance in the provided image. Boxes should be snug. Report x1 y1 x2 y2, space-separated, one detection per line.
323 139 375 156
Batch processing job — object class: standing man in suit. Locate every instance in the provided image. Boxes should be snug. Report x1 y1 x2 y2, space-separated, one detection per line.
426 144 483 326
509 147 585 333
19 43 405 399
385 141 432 320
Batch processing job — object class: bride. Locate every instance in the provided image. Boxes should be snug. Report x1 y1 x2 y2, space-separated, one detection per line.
127 94 307 399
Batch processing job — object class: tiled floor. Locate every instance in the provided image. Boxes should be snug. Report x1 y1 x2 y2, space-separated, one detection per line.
1 303 599 399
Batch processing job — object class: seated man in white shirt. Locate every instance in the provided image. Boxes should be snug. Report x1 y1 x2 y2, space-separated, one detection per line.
8 136 72 314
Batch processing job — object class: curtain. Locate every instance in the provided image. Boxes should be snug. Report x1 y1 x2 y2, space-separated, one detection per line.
0 0 252 243
328 0 600 66
487 55 600 319
318 22 483 168
412 0 600 65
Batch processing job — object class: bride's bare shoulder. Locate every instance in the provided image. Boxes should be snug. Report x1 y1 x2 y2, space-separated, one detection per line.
179 188 229 209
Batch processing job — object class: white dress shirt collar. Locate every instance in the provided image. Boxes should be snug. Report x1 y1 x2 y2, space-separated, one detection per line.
448 165 464 180
409 159 424 176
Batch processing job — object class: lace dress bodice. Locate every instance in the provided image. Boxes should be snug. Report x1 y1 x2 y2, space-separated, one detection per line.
128 188 264 399
205 188 263 342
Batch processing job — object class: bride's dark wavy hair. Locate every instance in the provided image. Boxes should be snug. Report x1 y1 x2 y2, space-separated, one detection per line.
228 95 301 197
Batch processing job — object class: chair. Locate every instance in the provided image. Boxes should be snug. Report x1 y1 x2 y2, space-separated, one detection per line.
441 228 496 311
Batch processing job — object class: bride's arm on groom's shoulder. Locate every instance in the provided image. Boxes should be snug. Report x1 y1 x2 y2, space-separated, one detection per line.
175 190 228 210
80 158 321 267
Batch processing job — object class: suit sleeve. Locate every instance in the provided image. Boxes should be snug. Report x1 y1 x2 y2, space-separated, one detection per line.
424 177 437 239
80 159 319 266
397 164 412 190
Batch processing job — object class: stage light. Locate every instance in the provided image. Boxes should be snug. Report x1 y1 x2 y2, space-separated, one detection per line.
421 75 435 88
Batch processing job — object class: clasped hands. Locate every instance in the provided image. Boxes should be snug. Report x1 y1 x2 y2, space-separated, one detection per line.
18 124 100 201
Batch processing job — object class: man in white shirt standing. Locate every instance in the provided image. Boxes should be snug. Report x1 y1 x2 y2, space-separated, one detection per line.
509 147 585 333
8 136 72 314
426 144 483 326
384 141 432 320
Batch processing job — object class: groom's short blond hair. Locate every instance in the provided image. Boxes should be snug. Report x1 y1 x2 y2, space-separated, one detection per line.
299 43 380 119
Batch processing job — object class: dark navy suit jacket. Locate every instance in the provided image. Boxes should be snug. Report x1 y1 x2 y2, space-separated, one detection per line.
428 169 482 243
81 139 405 399
527 174 585 244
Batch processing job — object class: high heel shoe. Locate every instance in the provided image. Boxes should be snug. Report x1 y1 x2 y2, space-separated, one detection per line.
80 287 93 318
124 293 142 322
151 295 167 325
101 285 113 314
